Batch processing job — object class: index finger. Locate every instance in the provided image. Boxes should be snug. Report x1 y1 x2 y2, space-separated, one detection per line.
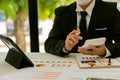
69 29 80 35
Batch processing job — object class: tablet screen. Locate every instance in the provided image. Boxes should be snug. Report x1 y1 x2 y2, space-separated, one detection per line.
0 35 21 52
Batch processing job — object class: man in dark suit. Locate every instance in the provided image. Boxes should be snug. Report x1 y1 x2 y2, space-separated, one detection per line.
45 0 120 58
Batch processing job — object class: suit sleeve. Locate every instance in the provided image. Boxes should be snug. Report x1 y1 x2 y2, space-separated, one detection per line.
45 7 70 57
106 3 120 58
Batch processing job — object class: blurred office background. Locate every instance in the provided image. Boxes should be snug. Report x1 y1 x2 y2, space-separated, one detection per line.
0 0 120 53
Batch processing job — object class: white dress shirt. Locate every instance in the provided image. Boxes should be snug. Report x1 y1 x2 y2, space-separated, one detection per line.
76 0 95 30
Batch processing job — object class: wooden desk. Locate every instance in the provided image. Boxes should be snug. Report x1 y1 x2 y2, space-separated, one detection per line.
0 52 120 80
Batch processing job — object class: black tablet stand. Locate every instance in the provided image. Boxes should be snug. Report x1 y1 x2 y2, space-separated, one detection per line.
5 48 34 69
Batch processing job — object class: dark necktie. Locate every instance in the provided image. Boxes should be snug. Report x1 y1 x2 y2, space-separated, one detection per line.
79 11 87 46
79 11 87 39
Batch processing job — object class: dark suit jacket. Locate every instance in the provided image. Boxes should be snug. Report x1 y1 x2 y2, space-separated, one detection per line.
45 0 120 57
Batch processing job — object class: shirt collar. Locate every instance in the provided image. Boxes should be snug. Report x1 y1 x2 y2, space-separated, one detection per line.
75 0 95 17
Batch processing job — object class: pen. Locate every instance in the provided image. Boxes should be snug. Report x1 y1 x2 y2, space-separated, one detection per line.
108 58 111 65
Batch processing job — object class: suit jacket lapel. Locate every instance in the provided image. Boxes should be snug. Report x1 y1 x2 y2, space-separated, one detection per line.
70 11 77 30
67 1 104 32
88 0 102 31
68 2 77 30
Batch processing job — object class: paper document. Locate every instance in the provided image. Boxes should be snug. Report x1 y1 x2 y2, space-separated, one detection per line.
82 37 106 49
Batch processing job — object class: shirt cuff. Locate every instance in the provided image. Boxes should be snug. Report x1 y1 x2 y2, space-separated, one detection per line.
104 47 111 57
62 47 69 53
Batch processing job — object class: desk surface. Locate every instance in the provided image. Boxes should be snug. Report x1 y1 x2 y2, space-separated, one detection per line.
0 52 120 80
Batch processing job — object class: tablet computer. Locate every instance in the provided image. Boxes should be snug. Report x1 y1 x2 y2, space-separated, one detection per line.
0 35 34 69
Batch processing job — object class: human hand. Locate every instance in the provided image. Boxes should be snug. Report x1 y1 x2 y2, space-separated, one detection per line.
64 29 83 52
77 44 106 56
